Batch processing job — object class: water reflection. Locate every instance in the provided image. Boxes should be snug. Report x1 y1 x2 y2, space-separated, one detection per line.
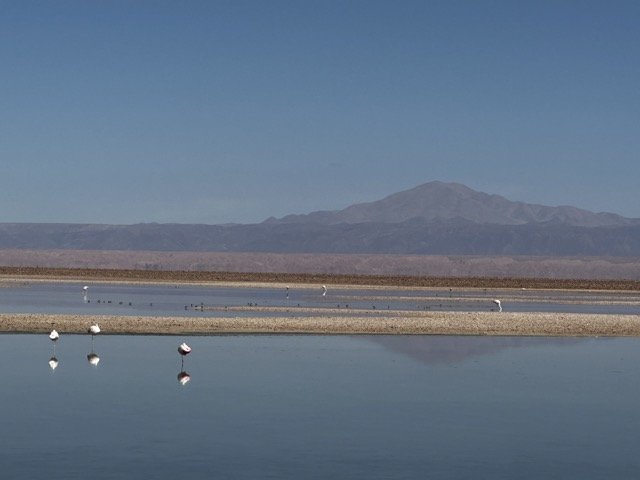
177 371 191 385
369 335 587 365
87 352 100 366
48 356 58 370
14 333 638 480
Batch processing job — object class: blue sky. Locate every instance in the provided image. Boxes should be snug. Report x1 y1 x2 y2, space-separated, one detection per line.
1 0 638 224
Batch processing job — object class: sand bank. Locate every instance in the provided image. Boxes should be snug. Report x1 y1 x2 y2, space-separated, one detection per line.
2 312 640 336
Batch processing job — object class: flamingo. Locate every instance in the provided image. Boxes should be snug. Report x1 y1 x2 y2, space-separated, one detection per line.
178 342 191 356
49 329 59 342
321 285 327 297
178 342 191 369
88 324 101 336
493 299 502 312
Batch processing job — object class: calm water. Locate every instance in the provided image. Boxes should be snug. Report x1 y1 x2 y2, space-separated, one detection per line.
1 334 639 479
1 282 639 315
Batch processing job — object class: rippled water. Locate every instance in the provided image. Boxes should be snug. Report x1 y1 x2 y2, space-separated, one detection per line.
1 334 639 479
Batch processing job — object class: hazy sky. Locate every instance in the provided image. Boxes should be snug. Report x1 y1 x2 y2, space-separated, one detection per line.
1 1 638 224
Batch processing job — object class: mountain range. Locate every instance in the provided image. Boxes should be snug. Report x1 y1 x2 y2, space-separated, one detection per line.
1 181 639 256
264 181 637 228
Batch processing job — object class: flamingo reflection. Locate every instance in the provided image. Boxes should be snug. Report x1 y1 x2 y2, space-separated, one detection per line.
177 371 191 385
49 357 59 370
87 352 100 366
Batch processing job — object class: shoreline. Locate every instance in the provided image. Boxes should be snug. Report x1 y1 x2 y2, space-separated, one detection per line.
3 312 640 336
1 267 640 291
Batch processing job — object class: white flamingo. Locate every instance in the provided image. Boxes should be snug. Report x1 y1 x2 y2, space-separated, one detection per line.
178 342 191 356
321 285 327 297
493 299 502 312
178 342 191 369
88 324 101 336
49 329 59 358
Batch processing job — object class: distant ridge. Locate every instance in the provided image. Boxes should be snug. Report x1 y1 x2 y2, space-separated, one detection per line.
264 181 638 227
1 181 639 256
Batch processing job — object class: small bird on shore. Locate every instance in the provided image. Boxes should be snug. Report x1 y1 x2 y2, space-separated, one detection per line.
49 329 59 342
493 299 502 312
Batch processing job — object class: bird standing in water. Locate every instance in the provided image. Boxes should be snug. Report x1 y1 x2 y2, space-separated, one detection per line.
178 342 191 369
49 329 60 370
493 299 502 312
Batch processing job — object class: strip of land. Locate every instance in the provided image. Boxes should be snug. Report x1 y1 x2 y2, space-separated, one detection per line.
1 269 638 336
2 312 640 336
2 266 640 290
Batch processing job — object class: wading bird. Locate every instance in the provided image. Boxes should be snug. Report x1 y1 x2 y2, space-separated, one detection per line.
493 299 502 312
49 329 60 359
178 342 191 369
322 285 327 297
88 324 101 336
178 342 191 356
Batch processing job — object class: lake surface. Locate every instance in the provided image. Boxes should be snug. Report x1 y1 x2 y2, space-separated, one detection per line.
1 334 639 479
1 281 639 316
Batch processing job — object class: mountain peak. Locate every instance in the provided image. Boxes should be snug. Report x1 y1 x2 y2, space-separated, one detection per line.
266 181 637 227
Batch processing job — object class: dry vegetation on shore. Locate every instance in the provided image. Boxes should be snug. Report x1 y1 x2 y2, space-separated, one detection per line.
2 311 640 336
1 266 640 291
